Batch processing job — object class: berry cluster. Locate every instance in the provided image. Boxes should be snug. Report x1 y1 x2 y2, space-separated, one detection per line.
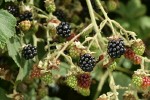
79 53 96 72
124 48 142 65
4 2 19 17
107 38 126 58
56 22 71 38
22 44 37 60
19 11 33 21
132 75 150 89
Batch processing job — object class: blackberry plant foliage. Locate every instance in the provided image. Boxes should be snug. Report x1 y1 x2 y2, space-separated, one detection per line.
0 0 150 100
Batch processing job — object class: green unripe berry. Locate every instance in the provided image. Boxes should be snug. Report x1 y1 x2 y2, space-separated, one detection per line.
66 75 77 89
41 72 53 84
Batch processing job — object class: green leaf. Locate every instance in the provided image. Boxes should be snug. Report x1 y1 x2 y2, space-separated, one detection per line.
6 37 21 67
42 96 61 100
116 0 146 18
5 0 15 2
139 16 150 30
16 61 32 81
0 87 11 100
0 0 3 6
52 62 70 76
0 10 16 43
113 72 131 100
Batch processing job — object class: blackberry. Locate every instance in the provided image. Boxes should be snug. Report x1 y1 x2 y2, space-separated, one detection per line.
107 38 126 58
22 44 37 60
56 22 71 38
19 11 33 21
53 9 66 21
77 73 91 88
4 2 19 17
79 53 96 72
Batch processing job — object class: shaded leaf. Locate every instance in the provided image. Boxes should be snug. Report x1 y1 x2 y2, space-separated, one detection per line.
6 37 21 67
0 10 16 43
113 72 131 100
5 0 15 2
0 87 11 100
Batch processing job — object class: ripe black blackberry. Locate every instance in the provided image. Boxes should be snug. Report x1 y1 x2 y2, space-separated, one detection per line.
53 9 66 21
79 53 96 72
19 11 33 21
107 38 126 58
4 2 19 17
22 44 37 60
56 22 71 38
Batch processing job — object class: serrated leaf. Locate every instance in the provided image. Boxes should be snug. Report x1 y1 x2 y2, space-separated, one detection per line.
0 10 16 43
116 0 146 18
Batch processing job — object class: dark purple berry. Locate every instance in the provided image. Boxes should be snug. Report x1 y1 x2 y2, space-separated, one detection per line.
19 11 33 21
22 44 37 60
79 54 96 72
107 38 126 58
56 22 71 38
53 9 66 21
4 2 19 17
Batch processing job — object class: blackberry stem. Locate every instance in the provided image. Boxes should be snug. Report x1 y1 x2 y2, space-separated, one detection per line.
95 0 117 36
93 70 109 100
86 0 105 52
55 24 93 60
108 69 119 100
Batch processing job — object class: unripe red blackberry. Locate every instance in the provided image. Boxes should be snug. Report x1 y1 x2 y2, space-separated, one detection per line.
56 22 71 38
22 44 37 60
77 73 91 88
30 66 41 79
132 55 142 65
79 53 96 72
124 48 135 60
4 2 19 17
19 11 33 21
107 38 126 58
142 76 150 88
